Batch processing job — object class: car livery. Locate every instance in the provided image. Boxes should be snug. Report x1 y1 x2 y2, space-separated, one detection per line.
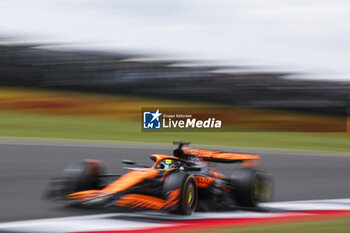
45 142 273 215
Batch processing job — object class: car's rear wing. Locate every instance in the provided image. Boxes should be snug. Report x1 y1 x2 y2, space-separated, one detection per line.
183 149 260 163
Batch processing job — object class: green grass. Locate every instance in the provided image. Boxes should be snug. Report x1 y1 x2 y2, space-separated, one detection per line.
200 217 350 233
0 111 350 153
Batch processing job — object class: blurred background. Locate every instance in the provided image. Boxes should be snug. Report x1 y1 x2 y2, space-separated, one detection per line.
0 1 350 231
0 0 349 151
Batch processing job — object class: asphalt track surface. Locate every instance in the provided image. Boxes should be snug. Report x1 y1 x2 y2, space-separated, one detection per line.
0 141 349 222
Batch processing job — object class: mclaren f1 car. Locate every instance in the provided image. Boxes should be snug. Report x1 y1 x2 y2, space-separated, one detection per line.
45 142 273 215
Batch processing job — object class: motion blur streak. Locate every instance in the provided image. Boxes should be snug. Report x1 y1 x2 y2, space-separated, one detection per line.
1 1 350 81
0 44 349 130
0 1 349 232
0 142 349 222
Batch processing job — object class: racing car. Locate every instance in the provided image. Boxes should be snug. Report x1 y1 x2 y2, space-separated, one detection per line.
45 142 273 215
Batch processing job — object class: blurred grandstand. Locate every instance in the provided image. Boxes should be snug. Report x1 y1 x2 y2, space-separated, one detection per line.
0 43 349 115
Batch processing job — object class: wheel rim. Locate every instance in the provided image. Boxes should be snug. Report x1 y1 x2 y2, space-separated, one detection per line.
253 174 272 202
186 183 195 209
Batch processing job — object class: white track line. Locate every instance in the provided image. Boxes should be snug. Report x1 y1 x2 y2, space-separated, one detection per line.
0 199 349 233
0 216 168 233
261 198 350 211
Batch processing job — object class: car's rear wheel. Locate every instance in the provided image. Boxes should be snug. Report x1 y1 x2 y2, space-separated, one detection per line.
45 159 104 199
163 172 198 215
230 168 273 207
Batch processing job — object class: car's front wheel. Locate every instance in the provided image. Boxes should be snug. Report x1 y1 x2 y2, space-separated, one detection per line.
163 172 198 215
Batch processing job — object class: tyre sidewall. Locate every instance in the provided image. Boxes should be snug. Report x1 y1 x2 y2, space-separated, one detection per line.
163 172 198 215
231 168 272 207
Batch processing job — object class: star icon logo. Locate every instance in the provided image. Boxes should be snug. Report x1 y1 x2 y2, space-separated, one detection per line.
143 109 162 129
150 109 162 122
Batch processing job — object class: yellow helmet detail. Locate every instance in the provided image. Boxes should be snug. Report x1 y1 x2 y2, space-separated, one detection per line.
165 159 173 165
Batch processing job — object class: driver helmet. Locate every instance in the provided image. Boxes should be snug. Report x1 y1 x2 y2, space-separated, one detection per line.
163 159 176 170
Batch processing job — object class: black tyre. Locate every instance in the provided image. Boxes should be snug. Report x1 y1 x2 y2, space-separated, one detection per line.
231 168 273 207
45 159 104 199
163 172 198 215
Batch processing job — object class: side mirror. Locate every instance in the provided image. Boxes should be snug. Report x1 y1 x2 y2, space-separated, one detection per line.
122 160 135 165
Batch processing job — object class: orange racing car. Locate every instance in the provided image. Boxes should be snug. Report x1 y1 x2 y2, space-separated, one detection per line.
45 142 273 215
